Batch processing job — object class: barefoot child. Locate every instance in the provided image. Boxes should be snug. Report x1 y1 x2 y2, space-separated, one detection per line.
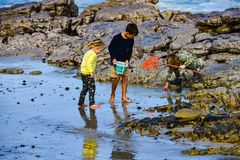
108 23 139 104
78 39 105 109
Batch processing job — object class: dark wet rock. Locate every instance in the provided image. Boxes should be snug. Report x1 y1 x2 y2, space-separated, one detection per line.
144 102 190 113
22 80 27 85
20 144 25 147
35 155 41 158
137 107 142 110
65 87 70 91
118 115 199 136
17 102 20 104
31 98 34 102
29 70 42 75
31 145 35 149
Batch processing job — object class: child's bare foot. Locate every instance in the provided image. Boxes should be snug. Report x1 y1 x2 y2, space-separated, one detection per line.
122 98 132 103
109 95 115 104
78 103 88 108
90 104 100 110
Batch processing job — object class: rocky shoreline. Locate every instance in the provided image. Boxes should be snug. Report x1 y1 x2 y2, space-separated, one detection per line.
0 0 239 157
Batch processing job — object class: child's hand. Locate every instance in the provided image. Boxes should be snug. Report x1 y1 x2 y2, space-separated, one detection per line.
112 59 117 65
125 60 129 67
179 65 186 69
164 82 169 91
90 74 95 78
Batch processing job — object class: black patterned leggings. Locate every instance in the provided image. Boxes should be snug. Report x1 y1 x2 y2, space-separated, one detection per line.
78 74 95 106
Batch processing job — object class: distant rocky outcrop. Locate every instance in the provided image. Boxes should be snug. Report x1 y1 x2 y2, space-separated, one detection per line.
0 0 78 37
193 8 240 34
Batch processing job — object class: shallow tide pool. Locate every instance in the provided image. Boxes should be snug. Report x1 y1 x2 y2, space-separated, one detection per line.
0 57 235 160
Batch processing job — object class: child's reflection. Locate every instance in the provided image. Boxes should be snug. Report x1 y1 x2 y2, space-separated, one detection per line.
110 102 135 159
166 87 183 105
78 108 98 160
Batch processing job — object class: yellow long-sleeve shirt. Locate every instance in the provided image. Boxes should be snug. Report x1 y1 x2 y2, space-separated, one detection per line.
81 50 97 74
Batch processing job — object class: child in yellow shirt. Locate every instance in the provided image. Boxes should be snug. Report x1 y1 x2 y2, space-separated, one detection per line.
78 39 105 109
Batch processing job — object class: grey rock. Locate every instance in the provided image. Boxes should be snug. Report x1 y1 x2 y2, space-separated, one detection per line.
195 33 213 42
211 36 240 54
183 41 212 56
95 3 160 23
208 53 240 62
160 10 191 23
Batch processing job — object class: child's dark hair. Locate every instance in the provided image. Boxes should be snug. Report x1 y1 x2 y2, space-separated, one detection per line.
126 23 139 36
166 54 180 67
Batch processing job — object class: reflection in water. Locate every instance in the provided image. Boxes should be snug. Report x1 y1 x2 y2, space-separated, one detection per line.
78 108 98 160
110 102 135 160
166 87 183 105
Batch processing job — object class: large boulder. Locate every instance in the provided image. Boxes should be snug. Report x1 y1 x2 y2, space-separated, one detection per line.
95 3 160 23
79 0 160 25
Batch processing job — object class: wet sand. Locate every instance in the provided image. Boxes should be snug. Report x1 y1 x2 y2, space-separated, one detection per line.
0 57 235 160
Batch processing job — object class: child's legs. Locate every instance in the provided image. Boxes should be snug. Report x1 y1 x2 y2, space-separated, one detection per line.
88 77 96 106
173 69 180 79
78 75 89 105
121 75 128 99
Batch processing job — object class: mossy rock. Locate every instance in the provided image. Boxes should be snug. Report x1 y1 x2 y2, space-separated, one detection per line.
29 71 42 75
175 108 202 120
4 68 24 74
0 68 7 73
182 149 200 155
216 26 231 34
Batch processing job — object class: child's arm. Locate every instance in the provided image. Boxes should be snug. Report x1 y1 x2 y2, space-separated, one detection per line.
108 36 117 63
126 40 134 63
86 54 96 76
164 69 173 91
